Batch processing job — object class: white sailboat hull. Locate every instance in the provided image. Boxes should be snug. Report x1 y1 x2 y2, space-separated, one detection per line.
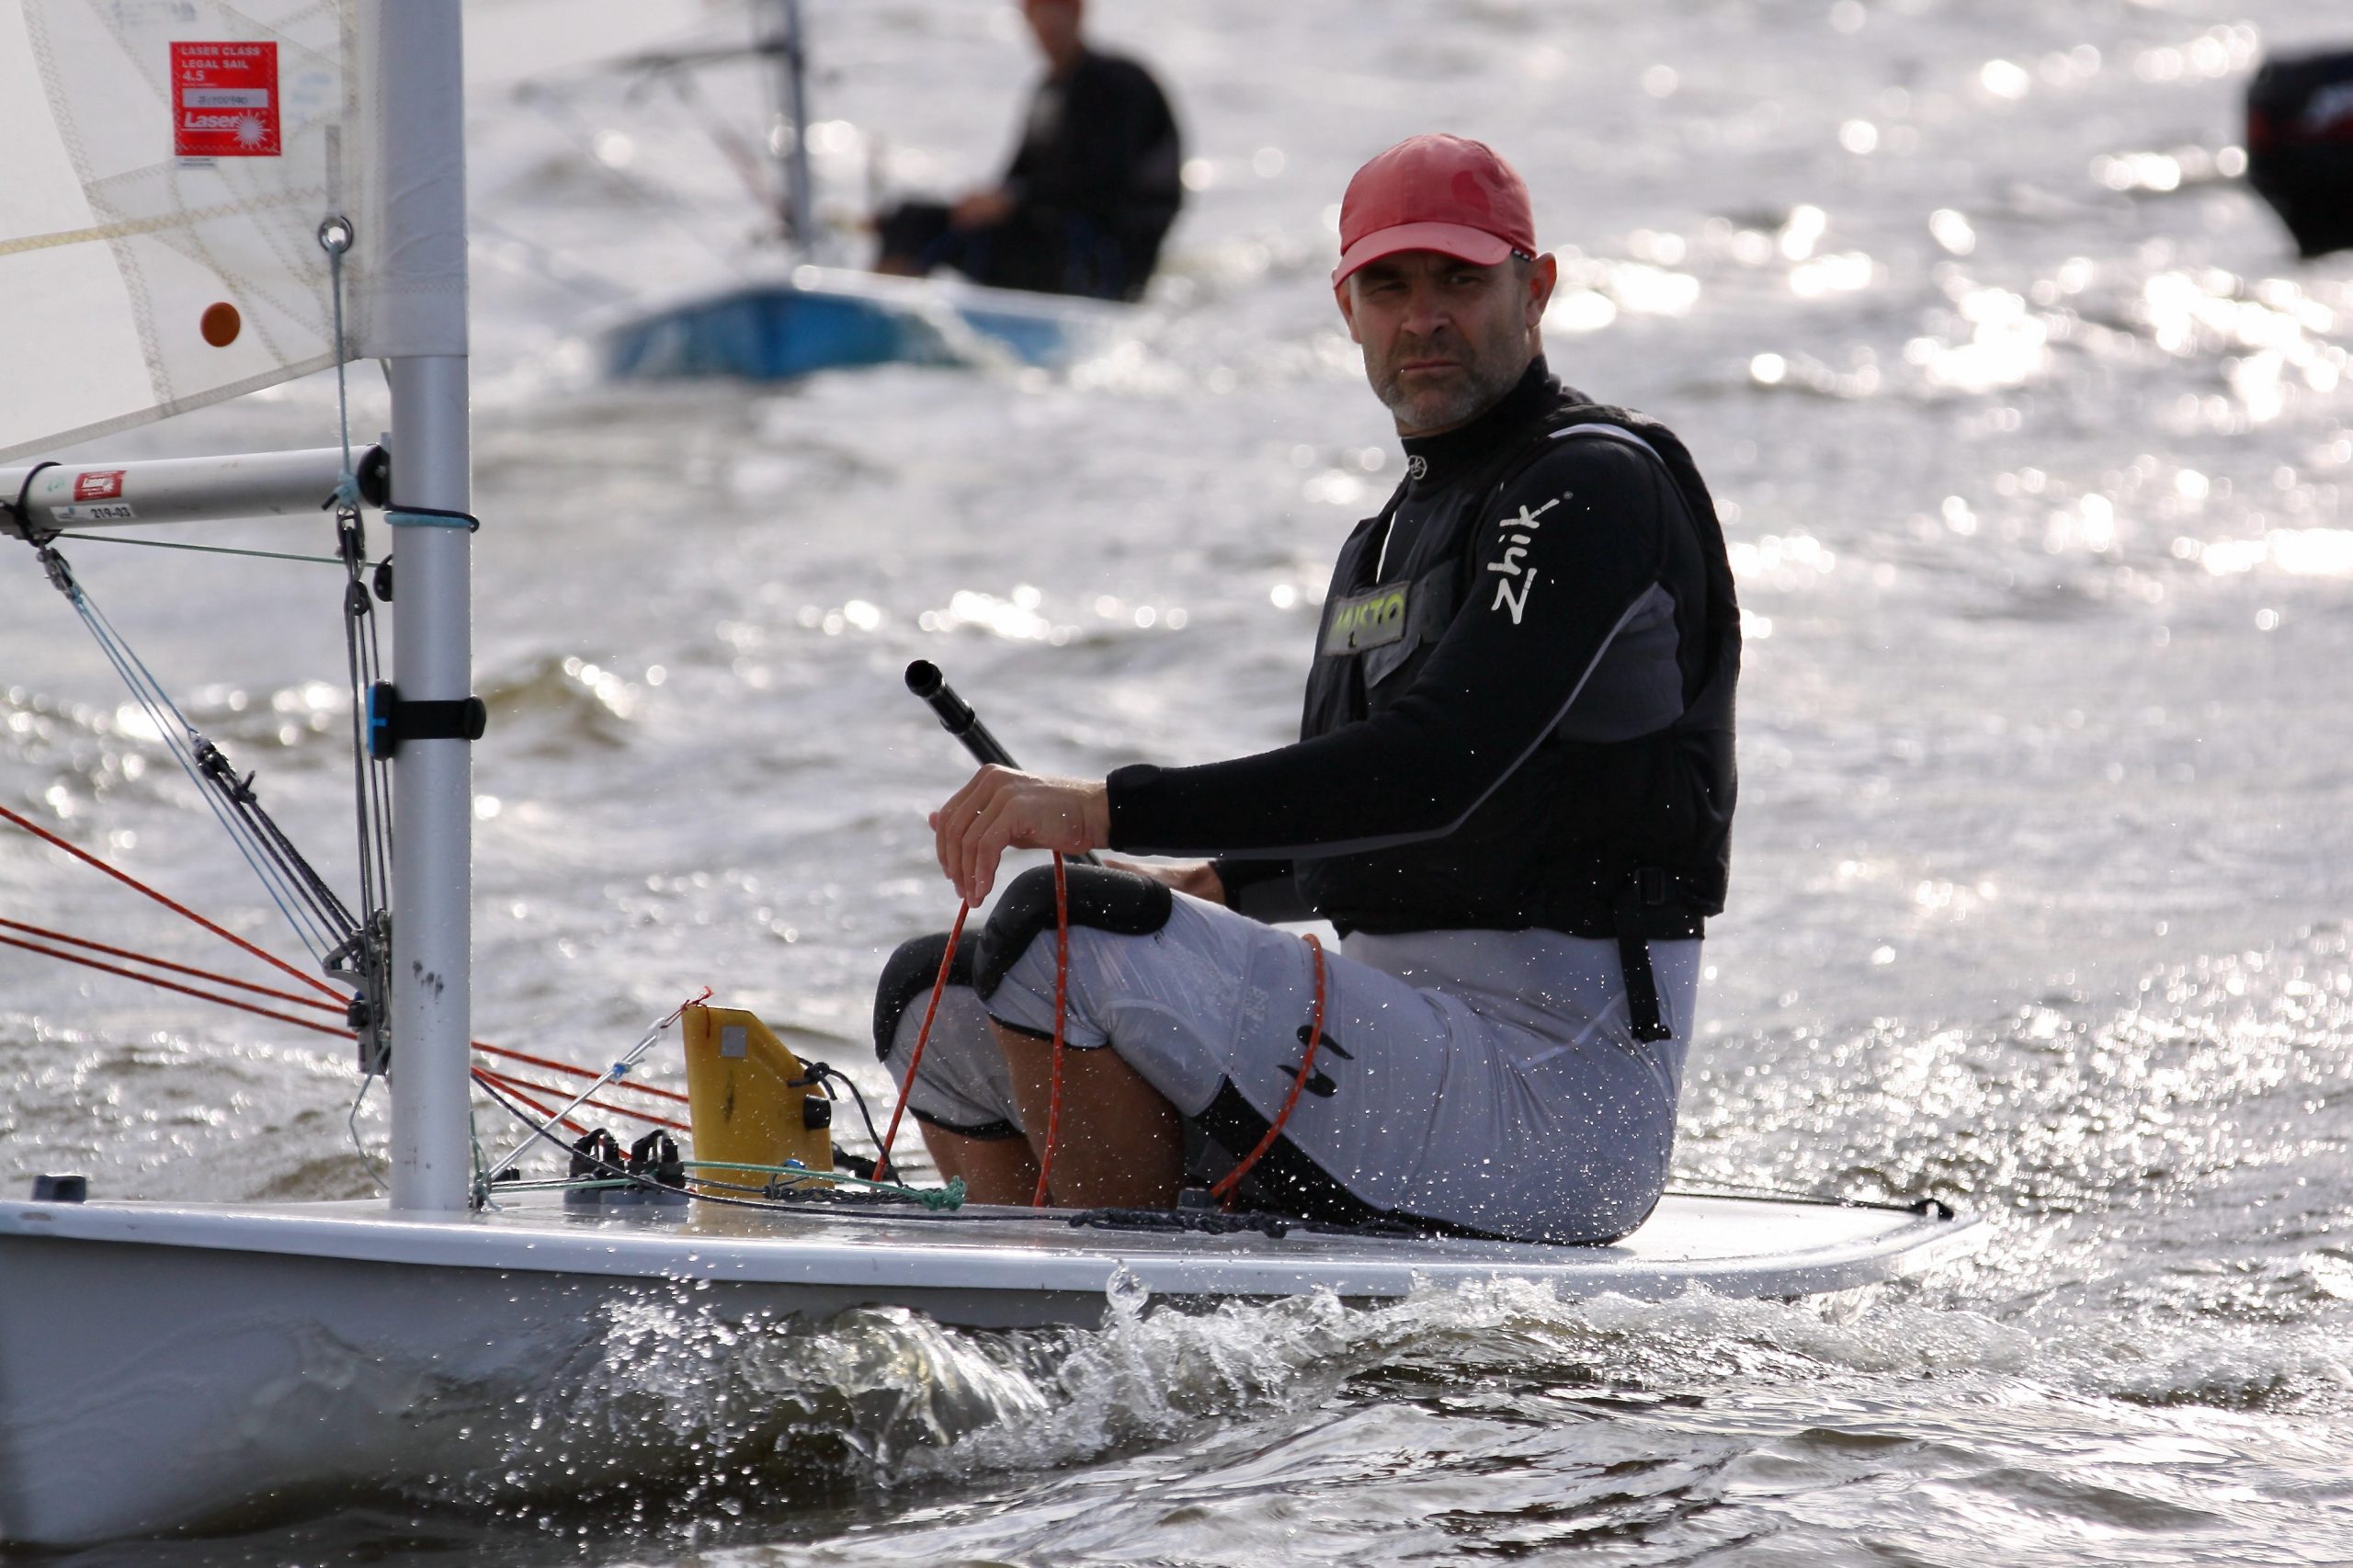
0 1190 1977 1546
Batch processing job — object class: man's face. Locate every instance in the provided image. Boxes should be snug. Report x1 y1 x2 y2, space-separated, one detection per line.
1337 250 1557 436
1021 0 1083 63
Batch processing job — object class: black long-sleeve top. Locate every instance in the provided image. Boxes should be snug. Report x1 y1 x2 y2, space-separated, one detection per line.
1104 360 1712 922
1004 49 1182 278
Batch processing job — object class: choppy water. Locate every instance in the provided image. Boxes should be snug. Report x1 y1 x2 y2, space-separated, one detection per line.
6 0 2353 1562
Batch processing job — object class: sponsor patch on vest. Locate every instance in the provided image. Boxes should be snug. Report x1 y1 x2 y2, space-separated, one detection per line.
1322 581 1411 655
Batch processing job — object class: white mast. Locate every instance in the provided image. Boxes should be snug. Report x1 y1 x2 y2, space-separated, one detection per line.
0 1 472 1206
376 0 474 1211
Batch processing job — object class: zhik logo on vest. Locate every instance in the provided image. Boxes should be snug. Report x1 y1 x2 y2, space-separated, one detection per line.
1486 497 1560 624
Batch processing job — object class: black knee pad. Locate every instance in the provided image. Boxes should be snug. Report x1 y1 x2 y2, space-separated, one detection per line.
872 930 975 1062
972 864 1173 1000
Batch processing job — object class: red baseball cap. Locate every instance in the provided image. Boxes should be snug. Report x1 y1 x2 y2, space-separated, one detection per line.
1332 134 1538 286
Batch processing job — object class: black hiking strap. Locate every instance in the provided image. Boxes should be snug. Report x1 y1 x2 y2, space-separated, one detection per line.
1614 868 1676 1043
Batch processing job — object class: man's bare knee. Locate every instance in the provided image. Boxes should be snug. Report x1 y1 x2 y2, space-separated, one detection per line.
916 1122 1039 1206
989 1021 1183 1209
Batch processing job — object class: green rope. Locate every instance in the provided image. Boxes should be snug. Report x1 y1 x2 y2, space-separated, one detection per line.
686 1158 967 1211
497 1177 631 1192
485 1163 966 1211
49 533 384 570
469 1103 491 1194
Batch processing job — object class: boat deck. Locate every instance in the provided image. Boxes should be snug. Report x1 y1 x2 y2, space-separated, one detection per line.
0 1187 1980 1305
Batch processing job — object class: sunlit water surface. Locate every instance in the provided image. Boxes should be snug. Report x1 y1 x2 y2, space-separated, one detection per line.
6 0 2352 1562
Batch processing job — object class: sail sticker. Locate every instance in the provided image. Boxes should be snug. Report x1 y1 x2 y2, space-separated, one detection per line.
172 42 281 161
73 472 125 503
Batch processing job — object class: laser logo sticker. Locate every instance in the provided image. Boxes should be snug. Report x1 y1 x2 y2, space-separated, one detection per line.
172 42 280 162
53 470 134 525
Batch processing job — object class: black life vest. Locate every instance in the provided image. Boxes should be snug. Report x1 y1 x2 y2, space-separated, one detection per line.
1292 388 1739 1036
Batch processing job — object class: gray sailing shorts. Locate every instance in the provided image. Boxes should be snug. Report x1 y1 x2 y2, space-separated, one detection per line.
880 891 1699 1243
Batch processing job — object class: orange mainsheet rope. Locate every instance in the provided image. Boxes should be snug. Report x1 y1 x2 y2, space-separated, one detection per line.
876 900 971 1181
471 1068 592 1136
0 916 347 1016
2 812 699 1123
470 1065 689 1132
0 801 340 999
1211 932 1327 1210
0 927 353 1040
1 922 688 1131
1029 851 1071 1208
470 1040 691 1105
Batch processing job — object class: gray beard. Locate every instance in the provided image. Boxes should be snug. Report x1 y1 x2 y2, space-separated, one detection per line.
1374 349 1526 436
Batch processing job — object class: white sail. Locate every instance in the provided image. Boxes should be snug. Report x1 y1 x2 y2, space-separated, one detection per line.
0 0 462 461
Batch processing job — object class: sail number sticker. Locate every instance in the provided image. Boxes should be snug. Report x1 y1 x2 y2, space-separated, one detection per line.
172 41 280 161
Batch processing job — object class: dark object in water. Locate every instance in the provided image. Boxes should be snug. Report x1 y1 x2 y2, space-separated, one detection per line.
2246 49 2353 258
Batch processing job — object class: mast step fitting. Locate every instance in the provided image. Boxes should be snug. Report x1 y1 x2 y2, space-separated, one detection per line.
367 682 487 758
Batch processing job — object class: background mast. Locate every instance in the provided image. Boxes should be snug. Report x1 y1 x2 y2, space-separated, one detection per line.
760 0 816 249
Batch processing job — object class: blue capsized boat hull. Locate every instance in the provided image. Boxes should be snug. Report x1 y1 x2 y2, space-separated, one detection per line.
600 266 1125 381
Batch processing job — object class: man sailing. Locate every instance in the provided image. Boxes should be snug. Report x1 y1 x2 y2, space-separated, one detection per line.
872 0 1182 301
876 135 1740 1244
